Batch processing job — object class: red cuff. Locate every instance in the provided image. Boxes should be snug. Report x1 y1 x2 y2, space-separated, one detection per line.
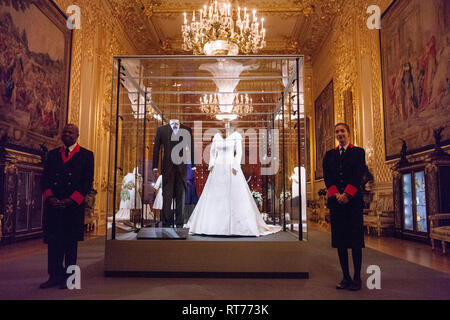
344 184 358 197
70 191 85 205
327 185 339 197
43 189 53 202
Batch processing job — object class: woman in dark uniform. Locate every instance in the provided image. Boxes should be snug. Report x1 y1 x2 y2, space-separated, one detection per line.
323 123 366 291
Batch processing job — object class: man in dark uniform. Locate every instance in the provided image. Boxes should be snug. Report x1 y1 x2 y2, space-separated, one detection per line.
40 124 94 289
323 123 366 291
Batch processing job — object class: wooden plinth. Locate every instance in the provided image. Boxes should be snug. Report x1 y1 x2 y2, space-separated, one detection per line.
104 237 309 278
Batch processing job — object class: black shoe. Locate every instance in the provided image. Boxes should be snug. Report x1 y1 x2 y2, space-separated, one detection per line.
39 277 59 289
336 278 352 290
59 275 70 289
348 279 362 291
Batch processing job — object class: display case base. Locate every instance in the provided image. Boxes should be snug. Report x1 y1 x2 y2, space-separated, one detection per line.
104 232 309 278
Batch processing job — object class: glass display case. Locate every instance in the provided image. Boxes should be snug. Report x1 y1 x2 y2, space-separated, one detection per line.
393 155 450 242
402 170 428 234
105 56 309 276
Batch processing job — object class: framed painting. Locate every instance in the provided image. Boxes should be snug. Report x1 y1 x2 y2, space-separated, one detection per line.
380 0 450 160
0 0 72 152
314 80 334 180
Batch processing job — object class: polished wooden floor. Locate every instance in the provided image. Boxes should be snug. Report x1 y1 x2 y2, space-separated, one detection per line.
309 222 450 275
1 223 449 275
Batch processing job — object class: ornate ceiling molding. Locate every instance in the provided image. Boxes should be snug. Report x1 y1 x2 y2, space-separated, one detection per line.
77 0 348 56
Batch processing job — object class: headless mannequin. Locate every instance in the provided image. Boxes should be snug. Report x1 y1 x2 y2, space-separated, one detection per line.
153 120 196 172
153 119 178 174
224 121 235 138
152 119 195 228
169 119 180 130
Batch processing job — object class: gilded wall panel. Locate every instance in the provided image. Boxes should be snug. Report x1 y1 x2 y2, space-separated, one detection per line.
53 0 139 222
310 0 395 200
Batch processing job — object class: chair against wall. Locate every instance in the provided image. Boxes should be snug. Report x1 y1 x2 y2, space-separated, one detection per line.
84 189 98 232
429 214 450 254
364 195 395 236
307 200 320 223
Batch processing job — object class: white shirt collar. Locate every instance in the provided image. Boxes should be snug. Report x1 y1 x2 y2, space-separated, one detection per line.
169 120 180 126
339 143 349 151
66 142 78 152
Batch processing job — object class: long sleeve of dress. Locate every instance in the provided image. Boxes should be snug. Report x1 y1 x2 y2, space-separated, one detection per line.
208 137 216 171
232 133 243 172
154 175 162 190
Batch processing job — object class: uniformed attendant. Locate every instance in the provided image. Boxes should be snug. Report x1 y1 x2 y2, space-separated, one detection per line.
40 124 94 289
322 123 366 291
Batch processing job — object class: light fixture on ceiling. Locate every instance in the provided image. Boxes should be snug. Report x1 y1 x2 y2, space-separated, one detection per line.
216 113 238 121
181 1 266 55
200 92 253 120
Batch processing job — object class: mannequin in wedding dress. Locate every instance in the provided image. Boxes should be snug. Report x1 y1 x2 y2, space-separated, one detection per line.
185 124 281 236
290 166 307 232
114 167 142 221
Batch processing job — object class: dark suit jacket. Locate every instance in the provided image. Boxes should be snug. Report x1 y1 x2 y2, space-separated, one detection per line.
42 144 94 243
322 144 366 248
323 144 366 209
152 124 195 184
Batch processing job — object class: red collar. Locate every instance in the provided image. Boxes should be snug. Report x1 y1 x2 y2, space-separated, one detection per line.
335 144 354 150
60 144 80 163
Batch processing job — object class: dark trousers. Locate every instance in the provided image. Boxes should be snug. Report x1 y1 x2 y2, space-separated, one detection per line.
162 172 185 228
47 238 78 280
183 204 195 224
337 247 362 281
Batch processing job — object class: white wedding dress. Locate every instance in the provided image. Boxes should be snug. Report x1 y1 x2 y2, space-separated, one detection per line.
152 175 163 210
185 131 282 236
115 169 142 221
152 175 175 210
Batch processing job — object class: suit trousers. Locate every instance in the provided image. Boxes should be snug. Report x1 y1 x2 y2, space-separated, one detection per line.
47 237 78 280
162 170 185 227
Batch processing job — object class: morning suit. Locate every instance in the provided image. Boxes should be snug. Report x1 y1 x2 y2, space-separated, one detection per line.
152 123 195 227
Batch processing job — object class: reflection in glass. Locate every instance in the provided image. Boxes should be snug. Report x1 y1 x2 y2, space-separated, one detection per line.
16 172 29 232
31 173 43 229
415 171 427 232
402 173 413 230
106 56 306 241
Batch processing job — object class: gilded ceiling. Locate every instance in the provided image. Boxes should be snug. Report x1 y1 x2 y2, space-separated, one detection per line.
106 0 345 58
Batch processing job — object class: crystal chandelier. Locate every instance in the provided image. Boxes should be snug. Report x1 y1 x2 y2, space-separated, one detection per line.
200 92 253 120
181 1 266 55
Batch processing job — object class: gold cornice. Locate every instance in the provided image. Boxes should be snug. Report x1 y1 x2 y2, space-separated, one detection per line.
153 7 307 14
103 0 143 54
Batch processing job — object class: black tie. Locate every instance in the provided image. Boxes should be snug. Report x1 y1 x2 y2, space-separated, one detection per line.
340 147 345 156
65 148 70 158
